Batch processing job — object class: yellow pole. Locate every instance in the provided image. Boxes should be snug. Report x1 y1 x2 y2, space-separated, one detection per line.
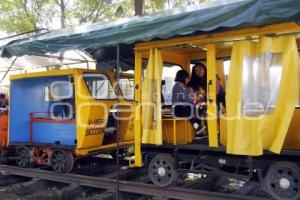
207 44 218 147
173 120 176 145
134 50 143 166
184 55 191 73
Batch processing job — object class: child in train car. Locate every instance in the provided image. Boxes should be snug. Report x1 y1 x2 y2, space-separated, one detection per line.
187 64 227 133
172 70 207 138
188 64 208 136
0 93 8 116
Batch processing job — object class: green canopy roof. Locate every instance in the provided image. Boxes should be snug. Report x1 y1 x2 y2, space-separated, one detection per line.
2 0 300 57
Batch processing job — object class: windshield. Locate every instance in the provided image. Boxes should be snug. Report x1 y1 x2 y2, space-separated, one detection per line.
118 77 135 100
83 73 116 100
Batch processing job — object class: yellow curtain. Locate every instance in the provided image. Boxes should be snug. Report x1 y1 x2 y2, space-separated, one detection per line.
141 48 163 144
226 36 299 155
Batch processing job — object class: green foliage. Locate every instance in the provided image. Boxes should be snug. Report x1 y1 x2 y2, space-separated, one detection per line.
0 0 52 33
0 0 213 34
117 0 212 17
169 0 210 8
145 0 165 13
72 0 115 24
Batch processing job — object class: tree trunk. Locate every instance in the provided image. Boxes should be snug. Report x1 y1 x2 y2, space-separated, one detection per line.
55 0 66 70
60 0 66 28
134 0 144 16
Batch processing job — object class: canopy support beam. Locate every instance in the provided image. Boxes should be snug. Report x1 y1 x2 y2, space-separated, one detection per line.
0 57 17 84
135 23 300 50
116 44 120 200
207 44 218 147
134 50 142 167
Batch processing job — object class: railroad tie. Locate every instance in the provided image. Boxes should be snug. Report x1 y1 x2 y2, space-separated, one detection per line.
11 178 47 195
55 183 82 200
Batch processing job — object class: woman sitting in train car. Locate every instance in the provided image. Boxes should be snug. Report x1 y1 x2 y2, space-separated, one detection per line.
188 63 207 92
188 63 226 114
172 70 207 138
0 93 8 115
188 64 207 135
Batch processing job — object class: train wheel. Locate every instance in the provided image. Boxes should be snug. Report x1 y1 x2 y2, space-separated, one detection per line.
15 146 34 168
264 162 300 200
50 149 74 173
148 153 177 187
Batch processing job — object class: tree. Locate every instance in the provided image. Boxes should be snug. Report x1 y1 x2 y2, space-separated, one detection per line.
54 0 67 28
72 0 116 25
117 0 212 18
134 0 144 16
0 0 119 33
0 0 214 34
0 0 53 33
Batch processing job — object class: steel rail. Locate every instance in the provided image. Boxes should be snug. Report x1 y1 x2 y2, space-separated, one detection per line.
0 164 267 200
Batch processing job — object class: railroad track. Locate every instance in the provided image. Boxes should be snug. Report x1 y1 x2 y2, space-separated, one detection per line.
0 164 269 200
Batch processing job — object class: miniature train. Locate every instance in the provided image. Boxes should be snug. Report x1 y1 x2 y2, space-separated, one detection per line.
1 1 300 200
0 69 135 173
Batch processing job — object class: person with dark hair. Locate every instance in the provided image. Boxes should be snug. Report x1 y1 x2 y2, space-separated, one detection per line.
0 93 8 115
172 70 206 138
172 70 193 116
188 64 208 136
188 63 207 92
216 75 226 113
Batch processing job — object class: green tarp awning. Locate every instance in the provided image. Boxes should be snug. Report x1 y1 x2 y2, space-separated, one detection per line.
2 0 300 57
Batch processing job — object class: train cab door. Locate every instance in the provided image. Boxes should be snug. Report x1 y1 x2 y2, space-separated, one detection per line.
225 36 299 156
75 72 117 153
